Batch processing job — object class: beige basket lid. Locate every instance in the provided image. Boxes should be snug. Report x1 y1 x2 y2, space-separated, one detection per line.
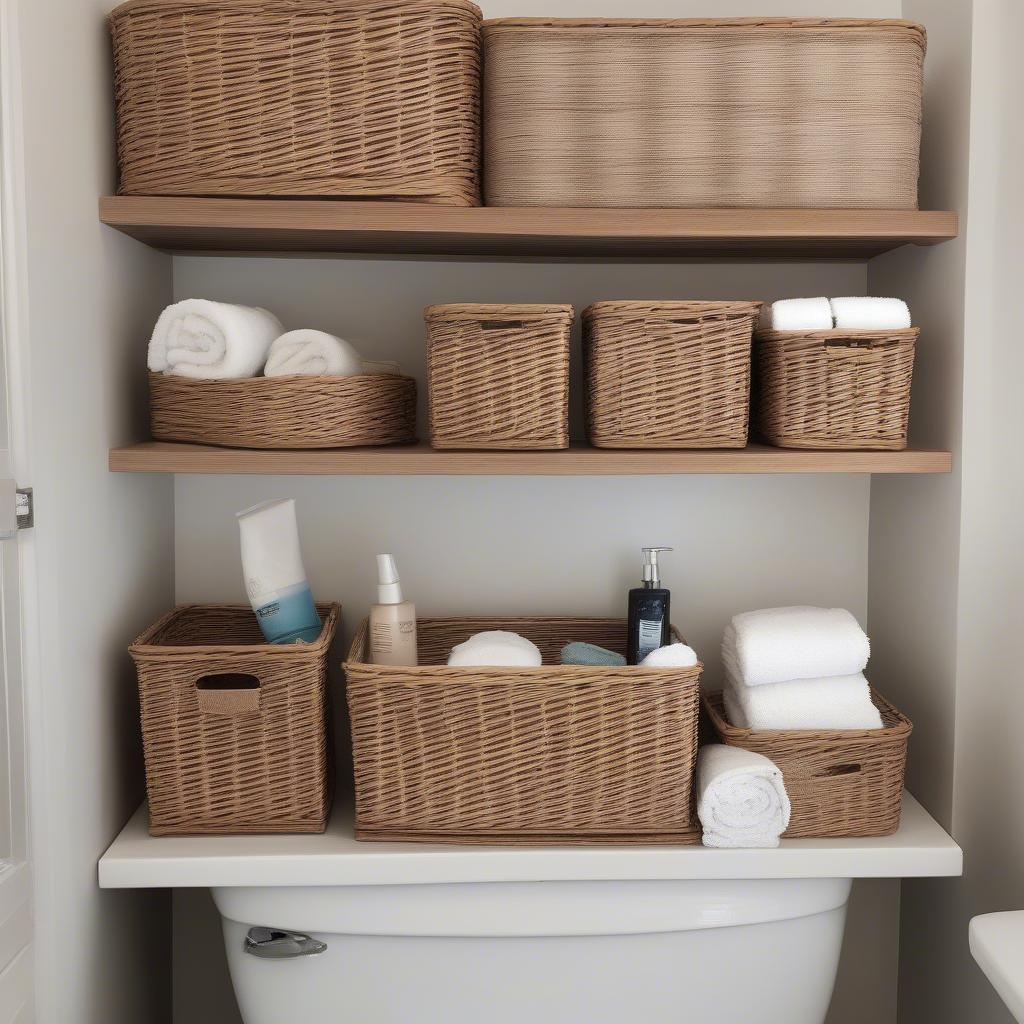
425 303 575 322
114 0 482 19
583 300 761 321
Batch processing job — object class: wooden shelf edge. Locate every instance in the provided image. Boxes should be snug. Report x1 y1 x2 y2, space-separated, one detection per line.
108 442 953 476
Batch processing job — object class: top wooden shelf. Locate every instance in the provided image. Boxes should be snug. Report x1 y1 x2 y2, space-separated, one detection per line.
99 197 958 260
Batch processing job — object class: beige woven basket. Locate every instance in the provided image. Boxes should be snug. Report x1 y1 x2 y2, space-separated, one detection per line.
345 616 703 844
483 18 925 208
754 329 918 450
130 604 339 836
110 0 482 205
583 301 761 449
703 689 911 838
149 372 417 449
425 304 573 450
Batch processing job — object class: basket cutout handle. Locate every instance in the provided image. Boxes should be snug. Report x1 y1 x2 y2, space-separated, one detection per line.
195 673 261 716
818 762 862 777
824 338 899 361
479 320 525 330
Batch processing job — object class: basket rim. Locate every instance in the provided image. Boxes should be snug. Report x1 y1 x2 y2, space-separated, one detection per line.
148 371 417 389
425 303 575 322
755 328 919 342
584 300 762 320
113 0 482 19
703 687 913 741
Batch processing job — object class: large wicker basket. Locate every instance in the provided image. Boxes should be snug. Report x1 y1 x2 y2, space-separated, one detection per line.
110 0 482 205
345 616 703 844
425 304 573 450
583 301 761 448
754 329 918 450
483 18 925 208
130 604 339 836
703 689 911 838
149 373 417 449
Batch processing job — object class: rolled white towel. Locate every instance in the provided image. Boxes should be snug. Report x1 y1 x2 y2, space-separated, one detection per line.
148 300 282 379
640 642 699 668
758 297 833 332
447 630 542 667
265 329 365 377
724 672 883 731
830 297 911 330
722 606 870 688
697 744 791 849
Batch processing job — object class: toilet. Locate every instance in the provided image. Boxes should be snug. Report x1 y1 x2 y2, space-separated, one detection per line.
214 876 851 1023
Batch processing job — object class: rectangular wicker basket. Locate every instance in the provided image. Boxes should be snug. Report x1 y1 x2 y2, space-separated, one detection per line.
110 0 482 205
703 689 911 838
345 616 703 844
583 301 761 449
130 603 340 836
425 304 573 450
754 329 918 450
483 18 925 208
149 373 417 449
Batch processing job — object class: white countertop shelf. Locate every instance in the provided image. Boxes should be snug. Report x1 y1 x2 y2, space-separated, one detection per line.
99 792 961 889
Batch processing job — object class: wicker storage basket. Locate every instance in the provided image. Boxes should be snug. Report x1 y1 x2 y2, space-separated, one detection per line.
583 301 761 449
149 372 417 449
130 603 339 836
754 328 918 450
110 0 482 205
703 689 911 838
345 616 703 844
483 18 925 209
425 304 573 450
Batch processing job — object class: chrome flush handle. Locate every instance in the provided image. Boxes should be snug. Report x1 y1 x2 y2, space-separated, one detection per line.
244 927 327 960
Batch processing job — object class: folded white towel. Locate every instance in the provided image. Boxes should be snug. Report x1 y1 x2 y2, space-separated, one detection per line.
148 300 282 379
759 297 833 332
447 630 542 667
697 744 791 849
264 329 366 377
723 606 870 688
640 642 699 668
830 297 911 331
724 672 883 731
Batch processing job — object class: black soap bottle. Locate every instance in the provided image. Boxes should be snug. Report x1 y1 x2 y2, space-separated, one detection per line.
627 547 673 665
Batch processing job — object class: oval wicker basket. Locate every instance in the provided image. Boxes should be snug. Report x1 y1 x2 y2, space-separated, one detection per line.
110 0 482 205
149 372 417 449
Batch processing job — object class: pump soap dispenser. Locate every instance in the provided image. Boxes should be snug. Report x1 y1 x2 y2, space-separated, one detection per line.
626 547 673 665
369 554 418 666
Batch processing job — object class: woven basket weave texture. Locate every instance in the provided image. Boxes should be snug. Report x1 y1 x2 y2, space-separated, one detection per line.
111 0 482 205
149 372 417 449
425 304 573 450
703 688 911 838
483 18 925 208
130 603 339 836
345 616 703 844
583 301 761 449
754 329 917 450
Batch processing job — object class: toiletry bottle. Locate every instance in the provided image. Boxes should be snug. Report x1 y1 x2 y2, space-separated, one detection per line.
626 547 673 665
370 554 418 666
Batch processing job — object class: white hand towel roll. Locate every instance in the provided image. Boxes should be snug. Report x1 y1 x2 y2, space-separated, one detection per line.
722 606 870 688
447 630 542 667
264 329 365 377
640 643 699 668
697 744 791 849
830 297 911 330
148 300 282 379
758 297 833 332
724 672 883 731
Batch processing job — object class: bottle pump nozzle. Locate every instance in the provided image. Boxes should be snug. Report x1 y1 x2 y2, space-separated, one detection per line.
376 553 404 605
641 547 673 588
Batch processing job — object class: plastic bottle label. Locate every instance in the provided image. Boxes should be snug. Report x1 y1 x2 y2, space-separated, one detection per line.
638 618 664 660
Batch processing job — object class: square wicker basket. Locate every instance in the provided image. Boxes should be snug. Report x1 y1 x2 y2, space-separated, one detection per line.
583 301 761 448
425 304 573 450
130 603 340 836
345 616 703 844
703 688 912 838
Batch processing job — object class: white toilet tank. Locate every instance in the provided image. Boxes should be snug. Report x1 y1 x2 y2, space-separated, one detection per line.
214 876 851 1024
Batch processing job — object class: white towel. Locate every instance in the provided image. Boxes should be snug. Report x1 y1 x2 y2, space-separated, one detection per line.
264 329 365 377
697 744 791 849
148 300 282 379
759 297 833 332
640 642 699 668
723 606 870 688
447 630 542 667
724 672 883 731
830 297 911 331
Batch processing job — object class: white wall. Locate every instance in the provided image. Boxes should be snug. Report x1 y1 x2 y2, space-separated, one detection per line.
15 1 174 1021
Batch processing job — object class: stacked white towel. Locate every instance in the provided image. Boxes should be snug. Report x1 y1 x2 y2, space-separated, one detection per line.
759 297 833 332
722 606 882 731
830 297 911 330
447 631 542 667
696 744 791 849
148 300 282 379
